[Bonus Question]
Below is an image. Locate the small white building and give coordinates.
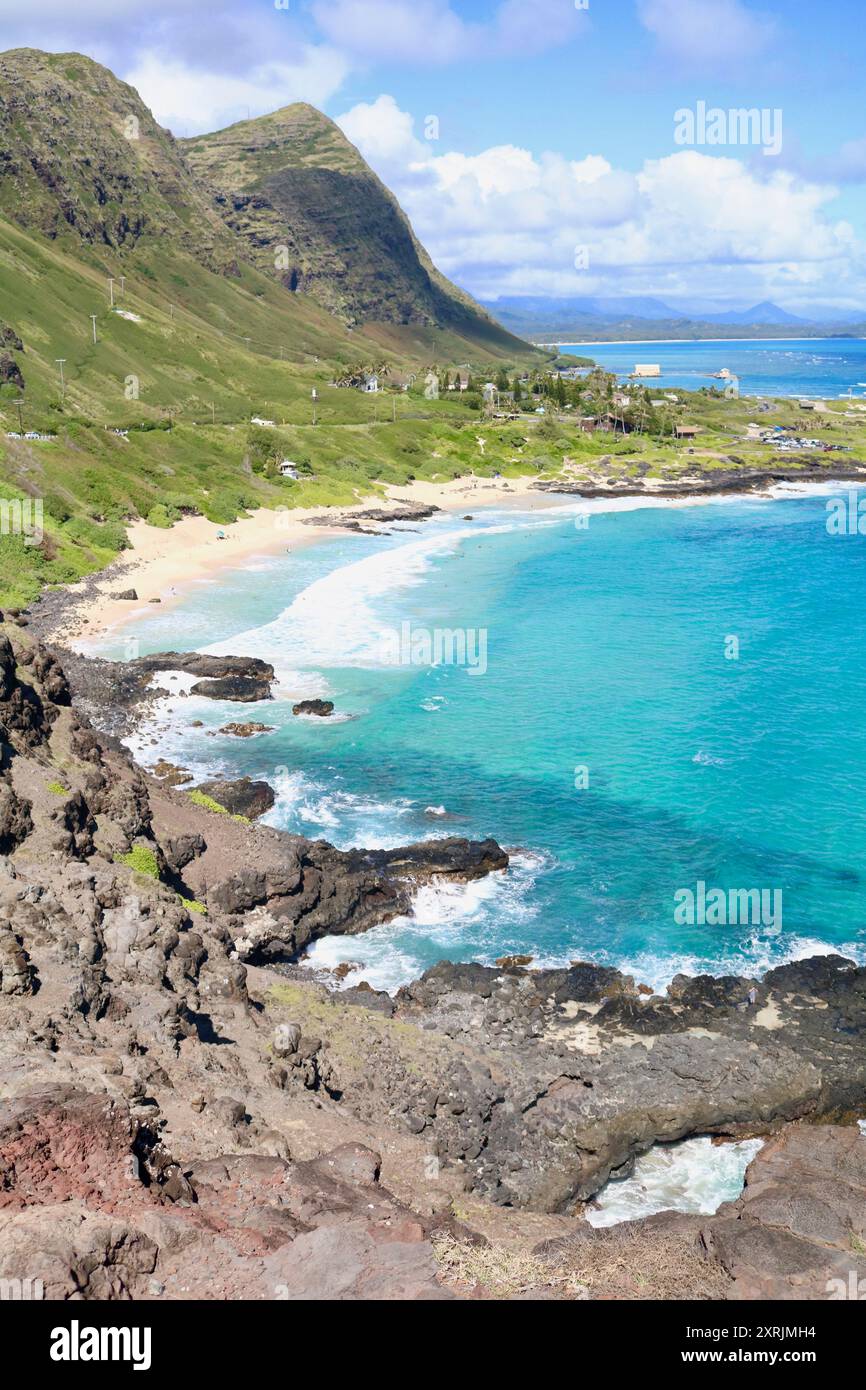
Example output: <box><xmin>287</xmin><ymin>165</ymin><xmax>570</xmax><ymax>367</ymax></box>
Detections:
<box><xmin>279</xmin><ymin>460</ymin><xmax>299</xmax><ymax>479</ymax></box>
<box><xmin>360</xmin><ymin>374</ymin><xmax>379</xmax><ymax>393</ymax></box>
<box><xmin>251</xmin><ymin>415</ymin><xmax>275</xmax><ymax>427</ymax></box>
<box><xmin>633</xmin><ymin>364</ymin><xmax>662</xmax><ymax>378</ymax></box>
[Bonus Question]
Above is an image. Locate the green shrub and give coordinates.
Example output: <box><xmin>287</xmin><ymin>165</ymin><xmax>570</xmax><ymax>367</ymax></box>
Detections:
<box><xmin>179</xmin><ymin>896</ymin><xmax>208</xmax><ymax>915</ymax></box>
<box><xmin>116</xmin><ymin>845</ymin><xmax>160</xmax><ymax>878</ymax></box>
<box><xmin>187</xmin><ymin>789</ymin><xmax>228</xmax><ymax>814</ymax></box>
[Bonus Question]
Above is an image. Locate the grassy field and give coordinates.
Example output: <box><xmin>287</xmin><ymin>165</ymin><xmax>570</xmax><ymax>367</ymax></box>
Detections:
<box><xmin>4</xmin><ymin>369</ymin><xmax>866</xmax><ymax>608</ymax></box>
<box><xmin>3</xmin><ymin>210</ymin><xmax>866</xmax><ymax>609</ymax></box>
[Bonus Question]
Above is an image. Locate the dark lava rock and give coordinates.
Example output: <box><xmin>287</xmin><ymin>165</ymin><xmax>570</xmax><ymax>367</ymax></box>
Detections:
<box><xmin>163</xmin><ymin>833</ymin><xmax>207</xmax><ymax>873</ymax></box>
<box><xmin>0</xmin><ymin>779</ymin><xmax>33</xmax><ymax>853</ymax></box>
<box><xmin>197</xmin><ymin>777</ymin><xmax>276</xmax><ymax>819</ymax></box>
<box><xmin>219</xmin><ymin>722</ymin><xmax>275</xmax><ymax>737</ymax></box>
<box><xmin>133</xmin><ymin>652</ymin><xmax>274</xmax><ymax>682</ymax></box>
<box><xmin>0</xmin><ymin>353</ymin><xmax>24</xmax><ymax>389</ymax></box>
<box><xmin>357</xmin><ymin>836</ymin><xmax>508</xmax><ymax>883</ymax></box>
<box><xmin>341</xmin><ymin>982</ymin><xmax>397</xmax><ymax>1017</ymax></box>
<box><xmin>0</xmin><ymin>322</ymin><xmax>23</xmax><ymax>352</ymax></box>
<box><xmin>190</xmin><ymin>676</ymin><xmax>272</xmax><ymax>703</ymax></box>
<box><xmin>112</xmin><ymin>589</ymin><xmax>138</xmax><ymax>601</ymax></box>
<box><xmin>292</xmin><ymin>699</ymin><xmax>334</xmax><ymax>717</ymax></box>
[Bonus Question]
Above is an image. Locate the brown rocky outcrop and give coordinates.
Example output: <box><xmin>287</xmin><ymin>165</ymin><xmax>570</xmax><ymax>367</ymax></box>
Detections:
<box><xmin>196</xmin><ymin>777</ymin><xmax>275</xmax><ymax>819</ymax></box>
<box><xmin>0</xmin><ymin>622</ymin><xmax>863</xmax><ymax>1300</ymax></box>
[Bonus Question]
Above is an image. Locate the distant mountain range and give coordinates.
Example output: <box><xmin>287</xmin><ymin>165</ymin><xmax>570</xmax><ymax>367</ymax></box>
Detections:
<box><xmin>482</xmin><ymin>295</ymin><xmax>866</xmax><ymax>340</ymax></box>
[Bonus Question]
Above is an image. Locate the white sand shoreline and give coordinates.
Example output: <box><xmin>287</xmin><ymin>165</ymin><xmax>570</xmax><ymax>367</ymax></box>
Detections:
<box><xmin>44</xmin><ymin>472</ymin><xmax>850</xmax><ymax>649</ymax></box>
<box><xmin>50</xmin><ymin>475</ymin><xmax>555</xmax><ymax>647</ymax></box>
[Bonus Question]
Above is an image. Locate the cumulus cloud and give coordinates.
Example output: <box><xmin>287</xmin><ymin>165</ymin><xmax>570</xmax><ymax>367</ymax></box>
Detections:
<box><xmin>338</xmin><ymin>95</ymin><xmax>429</xmax><ymax>169</ymax></box>
<box><xmin>338</xmin><ymin>95</ymin><xmax>860</xmax><ymax>307</ymax></box>
<box><xmin>637</xmin><ymin>0</ymin><xmax>776</xmax><ymax>71</ymax></box>
<box><xmin>822</xmin><ymin>136</ymin><xmax>866</xmax><ymax>185</ymax></box>
<box><xmin>126</xmin><ymin>48</ymin><xmax>350</xmax><ymax>136</ymax></box>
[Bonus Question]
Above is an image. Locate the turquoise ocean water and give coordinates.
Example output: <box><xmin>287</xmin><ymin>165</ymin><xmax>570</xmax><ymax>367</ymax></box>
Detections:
<box><xmin>94</xmin><ymin>483</ymin><xmax>866</xmax><ymax>994</ymax></box>
<box><xmin>563</xmin><ymin>336</ymin><xmax>866</xmax><ymax>398</ymax></box>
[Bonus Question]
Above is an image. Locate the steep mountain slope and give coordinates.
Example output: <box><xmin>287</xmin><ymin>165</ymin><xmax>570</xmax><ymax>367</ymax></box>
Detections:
<box><xmin>182</xmin><ymin>105</ymin><xmax>525</xmax><ymax>351</ymax></box>
<box><xmin>0</xmin><ymin>48</ymin><xmax>234</xmax><ymax>269</ymax></box>
<box><xmin>0</xmin><ymin>48</ymin><xmax>529</xmax><ymax>364</ymax></box>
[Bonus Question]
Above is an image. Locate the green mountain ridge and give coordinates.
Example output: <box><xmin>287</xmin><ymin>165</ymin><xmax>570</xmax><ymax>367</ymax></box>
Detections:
<box><xmin>0</xmin><ymin>49</ymin><xmax>234</xmax><ymax>270</ymax></box>
<box><xmin>182</xmin><ymin>103</ymin><xmax>514</xmax><ymax>346</ymax></box>
<box><xmin>0</xmin><ymin>48</ymin><xmax>522</xmax><ymax>359</ymax></box>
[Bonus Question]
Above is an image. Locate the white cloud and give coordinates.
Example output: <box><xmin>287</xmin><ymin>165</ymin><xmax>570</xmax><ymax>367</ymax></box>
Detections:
<box><xmin>313</xmin><ymin>0</ymin><xmax>468</xmax><ymax>65</ymax></box>
<box><xmin>313</xmin><ymin>0</ymin><xmax>586</xmax><ymax>65</ymax></box>
<box><xmin>637</xmin><ymin>0</ymin><xmax>775</xmax><ymax>70</ymax></box>
<box><xmin>338</xmin><ymin>96</ymin><xmax>861</xmax><ymax>307</ymax></box>
<box><xmin>338</xmin><ymin>95</ymin><xmax>428</xmax><ymax>169</ymax></box>
<box><xmin>0</xmin><ymin>1</ymin><xmax>349</xmax><ymax>130</ymax></box>
<box><xmin>125</xmin><ymin>48</ymin><xmax>350</xmax><ymax>135</ymax></box>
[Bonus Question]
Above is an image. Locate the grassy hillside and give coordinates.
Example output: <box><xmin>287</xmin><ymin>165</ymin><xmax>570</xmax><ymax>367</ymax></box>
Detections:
<box><xmin>0</xmin><ymin>49</ymin><xmax>233</xmax><ymax>268</ymax></box>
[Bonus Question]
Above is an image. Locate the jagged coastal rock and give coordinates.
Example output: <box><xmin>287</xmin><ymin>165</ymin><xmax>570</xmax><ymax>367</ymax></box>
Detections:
<box><xmin>196</xmin><ymin>777</ymin><xmax>276</xmax><ymax>820</ymax></box>
<box><xmin>292</xmin><ymin>699</ymin><xmax>334</xmax><ymax>717</ymax></box>
<box><xmin>0</xmin><ymin>625</ymin><xmax>863</xmax><ymax>1299</ymax></box>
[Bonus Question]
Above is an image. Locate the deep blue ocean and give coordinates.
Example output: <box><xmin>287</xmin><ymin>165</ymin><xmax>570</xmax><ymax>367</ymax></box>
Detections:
<box><xmin>562</xmin><ymin>337</ymin><xmax>866</xmax><ymax>398</ymax></box>
<box><xmin>93</xmin><ymin>484</ymin><xmax>866</xmax><ymax>994</ymax></box>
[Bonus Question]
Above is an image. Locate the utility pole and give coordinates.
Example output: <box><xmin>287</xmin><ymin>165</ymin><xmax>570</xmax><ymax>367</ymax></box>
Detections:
<box><xmin>392</xmin><ymin>394</ymin><xmax>396</xmax><ymax>423</ymax></box>
<box><xmin>55</xmin><ymin>360</ymin><xmax>66</xmax><ymax>399</ymax></box>
<box><xmin>90</xmin><ymin>315</ymin><xmax>98</xmax><ymax>344</ymax></box>
<box><xmin>210</xmin><ymin>401</ymin><xmax>215</xmax><ymax>425</ymax></box>
<box><xmin>119</xmin><ymin>276</ymin><xmax>126</xmax><ymax>297</ymax></box>
<box><xmin>108</xmin><ymin>277</ymin><xmax>116</xmax><ymax>307</ymax></box>
<box><xmin>13</xmin><ymin>397</ymin><xmax>24</xmax><ymax>432</ymax></box>
<box><xmin>311</xmin><ymin>388</ymin><xmax>317</xmax><ymax>426</ymax></box>
<box><xmin>279</xmin><ymin>345</ymin><xmax>284</xmax><ymax>361</ymax></box>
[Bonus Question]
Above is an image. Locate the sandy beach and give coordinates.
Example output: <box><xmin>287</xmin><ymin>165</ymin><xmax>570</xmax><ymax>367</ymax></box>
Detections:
<box><xmin>43</xmin><ymin>473</ymin><xmax>554</xmax><ymax>646</ymax></box>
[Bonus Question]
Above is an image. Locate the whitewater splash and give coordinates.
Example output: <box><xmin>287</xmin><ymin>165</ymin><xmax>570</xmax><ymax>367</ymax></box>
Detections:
<box><xmin>303</xmin><ymin>850</ymin><xmax>550</xmax><ymax>993</ymax></box>
<box><xmin>202</xmin><ymin>527</ymin><xmax>471</xmax><ymax>676</ymax></box>
<box><xmin>586</xmin><ymin>1137</ymin><xmax>763</xmax><ymax>1227</ymax></box>
<box><xmin>260</xmin><ymin>766</ymin><xmax>416</xmax><ymax>847</ymax></box>
<box><xmin>196</xmin><ymin>496</ymin><xmax>719</xmax><ymax>682</ymax></box>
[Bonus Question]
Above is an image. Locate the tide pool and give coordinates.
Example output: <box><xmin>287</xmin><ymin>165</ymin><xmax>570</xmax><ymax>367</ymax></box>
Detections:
<box><xmin>97</xmin><ymin>486</ymin><xmax>866</xmax><ymax>994</ymax></box>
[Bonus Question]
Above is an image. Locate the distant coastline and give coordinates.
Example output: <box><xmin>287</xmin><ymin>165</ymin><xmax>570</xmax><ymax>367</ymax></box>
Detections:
<box><xmin>550</xmin><ymin>336</ymin><xmax>866</xmax><ymax>348</ymax></box>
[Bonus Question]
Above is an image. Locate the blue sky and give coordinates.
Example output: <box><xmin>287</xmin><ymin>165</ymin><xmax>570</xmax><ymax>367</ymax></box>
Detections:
<box><xmin>3</xmin><ymin>0</ymin><xmax>866</xmax><ymax>313</ymax></box>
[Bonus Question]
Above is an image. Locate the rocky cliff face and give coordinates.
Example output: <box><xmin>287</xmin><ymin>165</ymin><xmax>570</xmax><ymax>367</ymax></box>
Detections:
<box><xmin>0</xmin><ymin>621</ymin><xmax>863</xmax><ymax>1300</ymax></box>
<box><xmin>182</xmin><ymin>103</ymin><xmax>512</xmax><ymax>337</ymax></box>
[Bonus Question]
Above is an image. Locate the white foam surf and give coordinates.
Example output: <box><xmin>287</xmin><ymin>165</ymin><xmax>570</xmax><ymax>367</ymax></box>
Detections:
<box><xmin>586</xmin><ymin>1137</ymin><xmax>764</xmax><ymax>1227</ymax></box>
<box><xmin>303</xmin><ymin>850</ymin><xmax>550</xmax><ymax>992</ymax></box>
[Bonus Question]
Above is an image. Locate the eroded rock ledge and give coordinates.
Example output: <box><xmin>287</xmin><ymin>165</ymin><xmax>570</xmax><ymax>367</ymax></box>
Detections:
<box><xmin>0</xmin><ymin>624</ymin><xmax>863</xmax><ymax>1299</ymax></box>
